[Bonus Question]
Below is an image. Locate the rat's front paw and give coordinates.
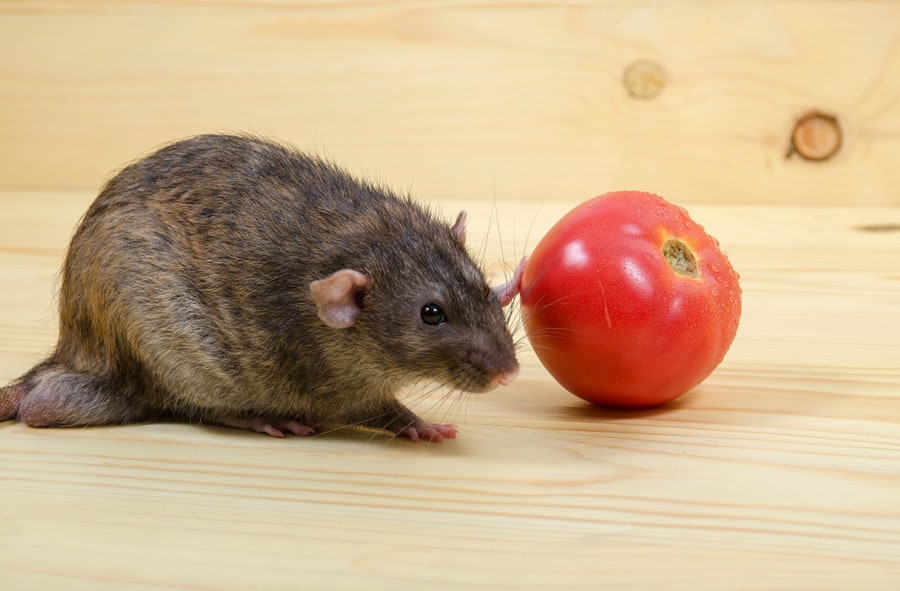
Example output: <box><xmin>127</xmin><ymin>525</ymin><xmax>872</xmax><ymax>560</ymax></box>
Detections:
<box><xmin>400</xmin><ymin>421</ymin><xmax>458</xmax><ymax>443</ymax></box>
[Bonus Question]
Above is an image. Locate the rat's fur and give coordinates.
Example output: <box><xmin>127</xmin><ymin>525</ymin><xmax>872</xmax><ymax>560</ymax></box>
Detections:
<box><xmin>0</xmin><ymin>135</ymin><xmax>520</xmax><ymax>440</ymax></box>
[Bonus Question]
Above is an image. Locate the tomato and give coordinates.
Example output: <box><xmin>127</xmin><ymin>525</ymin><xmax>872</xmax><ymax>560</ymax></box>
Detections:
<box><xmin>520</xmin><ymin>191</ymin><xmax>741</xmax><ymax>408</ymax></box>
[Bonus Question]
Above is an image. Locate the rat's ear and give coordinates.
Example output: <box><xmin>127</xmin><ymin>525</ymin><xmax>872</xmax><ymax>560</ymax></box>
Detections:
<box><xmin>493</xmin><ymin>257</ymin><xmax>527</xmax><ymax>307</ymax></box>
<box><xmin>451</xmin><ymin>210</ymin><xmax>467</xmax><ymax>246</ymax></box>
<box><xmin>310</xmin><ymin>269</ymin><xmax>370</xmax><ymax>329</ymax></box>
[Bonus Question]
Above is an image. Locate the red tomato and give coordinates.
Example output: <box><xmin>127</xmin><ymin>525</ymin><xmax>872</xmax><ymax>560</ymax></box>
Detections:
<box><xmin>520</xmin><ymin>191</ymin><xmax>741</xmax><ymax>408</ymax></box>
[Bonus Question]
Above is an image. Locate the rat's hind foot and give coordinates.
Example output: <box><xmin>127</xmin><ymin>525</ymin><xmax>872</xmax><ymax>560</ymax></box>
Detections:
<box><xmin>14</xmin><ymin>364</ymin><xmax>150</xmax><ymax>427</ymax></box>
<box><xmin>400</xmin><ymin>421</ymin><xmax>458</xmax><ymax>443</ymax></box>
<box><xmin>214</xmin><ymin>416</ymin><xmax>317</xmax><ymax>438</ymax></box>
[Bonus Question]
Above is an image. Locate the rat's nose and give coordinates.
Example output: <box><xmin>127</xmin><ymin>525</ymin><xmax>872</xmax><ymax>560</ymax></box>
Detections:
<box><xmin>492</xmin><ymin>366</ymin><xmax>520</xmax><ymax>388</ymax></box>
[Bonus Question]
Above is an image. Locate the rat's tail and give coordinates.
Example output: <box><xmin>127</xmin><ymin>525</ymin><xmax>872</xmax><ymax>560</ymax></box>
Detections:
<box><xmin>0</xmin><ymin>362</ymin><xmax>50</xmax><ymax>422</ymax></box>
<box><xmin>0</xmin><ymin>379</ymin><xmax>28</xmax><ymax>422</ymax></box>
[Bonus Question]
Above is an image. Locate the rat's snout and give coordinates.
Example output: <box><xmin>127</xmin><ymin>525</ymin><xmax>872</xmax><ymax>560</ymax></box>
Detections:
<box><xmin>480</xmin><ymin>362</ymin><xmax>520</xmax><ymax>392</ymax></box>
<box><xmin>492</xmin><ymin>365</ymin><xmax>520</xmax><ymax>388</ymax></box>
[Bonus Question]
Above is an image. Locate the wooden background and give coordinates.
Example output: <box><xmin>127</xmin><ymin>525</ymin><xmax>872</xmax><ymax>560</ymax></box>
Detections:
<box><xmin>1</xmin><ymin>1</ymin><xmax>899</xmax><ymax>590</ymax></box>
<box><xmin>1</xmin><ymin>0</ymin><xmax>899</xmax><ymax>205</ymax></box>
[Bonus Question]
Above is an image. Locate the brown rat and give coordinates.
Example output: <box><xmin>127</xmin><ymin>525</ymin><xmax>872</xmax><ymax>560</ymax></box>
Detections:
<box><xmin>0</xmin><ymin>134</ymin><xmax>524</xmax><ymax>442</ymax></box>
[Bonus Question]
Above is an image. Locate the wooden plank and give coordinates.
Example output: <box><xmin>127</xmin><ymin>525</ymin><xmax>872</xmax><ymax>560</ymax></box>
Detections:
<box><xmin>1</xmin><ymin>188</ymin><xmax>898</xmax><ymax>589</ymax></box>
<box><xmin>1</xmin><ymin>1</ymin><xmax>899</xmax><ymax>204</ymax></box>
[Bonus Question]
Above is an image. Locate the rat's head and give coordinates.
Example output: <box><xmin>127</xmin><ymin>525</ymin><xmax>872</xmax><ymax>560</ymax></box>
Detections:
<box><xmin>310</xmin><ymin>209</ymin><xmax>523</xmax><ymax>393</ymax></box>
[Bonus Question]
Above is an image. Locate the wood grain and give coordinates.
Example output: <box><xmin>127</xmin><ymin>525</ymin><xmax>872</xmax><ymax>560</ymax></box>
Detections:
<box><xmin>1</xmin><ymin>1</ymin><xmax>900</xmax><ymax>204</ymax></box>
<box><xmin>1</xmin><ymin>187</ymin><xmax>898</xmax><ymax>590</ymax></box>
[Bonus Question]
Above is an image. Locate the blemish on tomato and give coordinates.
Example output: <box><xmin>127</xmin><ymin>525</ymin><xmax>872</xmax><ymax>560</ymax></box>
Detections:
<box><xmin>662</xmin><ymin>238</ymin><xmax>699</xmax><ymax>278</ymax></box>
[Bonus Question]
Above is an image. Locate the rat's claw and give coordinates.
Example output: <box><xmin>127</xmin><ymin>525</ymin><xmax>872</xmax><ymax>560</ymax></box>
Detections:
<box><xmin>402</xmin><ymin>422</ymin><xmax>458</xmax><ymax>443</ymax></box>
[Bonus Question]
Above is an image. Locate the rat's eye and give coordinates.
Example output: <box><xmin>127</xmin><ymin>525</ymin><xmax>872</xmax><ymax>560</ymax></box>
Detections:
<box><xmin>420</xmin><ymin>303</ymin><xmax>447</xmax><ymax>326</ymax></box>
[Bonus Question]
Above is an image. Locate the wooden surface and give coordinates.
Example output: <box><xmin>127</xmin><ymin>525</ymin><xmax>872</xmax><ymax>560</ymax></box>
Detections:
<box><xmin>2</xmin><ymin>0</ymin><xmax>899</xmax><ymax>587</ymax></box>
<box><xmin>1</xmin><ymin>0</ymin><xmax>900</xmax><ymax>205</ymax></box>
<box><xmin>1</xmin><ymin>188</ymin><xmax>899</xmax><ymax>590</ymax></box>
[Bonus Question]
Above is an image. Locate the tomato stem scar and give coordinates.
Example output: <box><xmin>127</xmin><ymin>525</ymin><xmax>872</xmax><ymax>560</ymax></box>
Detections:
<box><xmin>662</xmin><ymin>239</ymin><xmax>699</xmax><ymax>278</ymax></box>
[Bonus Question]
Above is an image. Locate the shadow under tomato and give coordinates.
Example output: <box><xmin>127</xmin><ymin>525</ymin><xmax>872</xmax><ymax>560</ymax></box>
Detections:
<box><xmin>550</xmin><ymin>389</ymin><xmax>697</xmax><ymax>423</ymax></box>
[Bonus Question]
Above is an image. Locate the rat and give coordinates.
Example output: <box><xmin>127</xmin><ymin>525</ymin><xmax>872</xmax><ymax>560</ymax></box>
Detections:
<box><xmin>0</xmin><ymin>134</ymin><xmax>525</xmax><ymax>442</ymax></box>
